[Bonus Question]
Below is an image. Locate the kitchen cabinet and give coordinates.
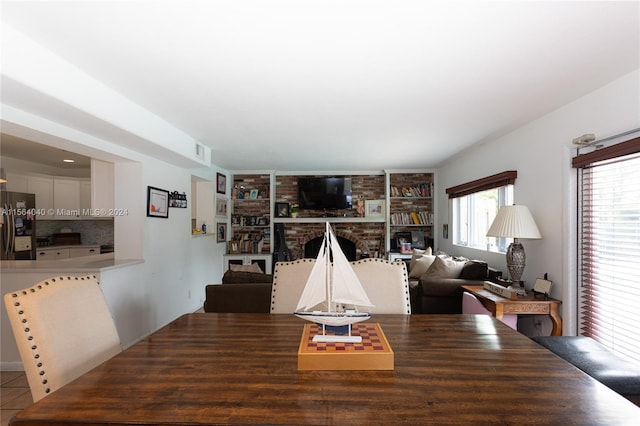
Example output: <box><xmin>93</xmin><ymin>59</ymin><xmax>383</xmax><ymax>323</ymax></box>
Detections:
<box><xmin>4</xmin><ymin>170</ymin><xmax>96</xmax><ymax>220</ymax></box>
<box><xmin>37</xmin><ymin>247</ymin><xmax>70</xmax><ymax>260</ymax></box>
<box><xmin>29</xmin><ymin>176</ymin><xmax>55</xmax><ymax>219</ymax></box>
<box><xmin>69</xmin><ymin>246</ymin><xmax>99</xmax><ymax>257</ymax></box>
<box><xmin>37</xmin><ymin>245</ymin><xmax>100</xmax><ymax>260</ymax></box>
<box><xmin>91</xmin><ymin>159</ymin><xmax>114</xmax><ymax>217</ymax></box>
<box><xmin>53</xmin><ymin>179</ymin><xmax>81</xmax><ymax>218</ymax></box>
<box><xmin>4</xmin><ymin>171</ymin><xmax>29</xmax><ymax>193</ymax></box>
<box><xmin>80</xmin><ymin>180</ymin><xmax>92</xmax><ymax>211</ymax></box>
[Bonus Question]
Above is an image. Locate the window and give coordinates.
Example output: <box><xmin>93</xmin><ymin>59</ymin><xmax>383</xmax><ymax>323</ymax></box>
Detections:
<box><xmin>453</xmin><ymin>185</ymin><xmax>513</xmax><ymax>251</ymax></box>
<box><xmin>574</xmin><ymin>136</ymin><xmax>640</xmax><ymax>365</ymax></box>
<box><xmin>446</xmin><ymin>171</ymin><xmax>516</xmax><ymax>253</ymax></box>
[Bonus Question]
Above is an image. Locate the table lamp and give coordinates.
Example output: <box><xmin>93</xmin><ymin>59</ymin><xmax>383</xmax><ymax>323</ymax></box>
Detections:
<box><xmin>486</xmin><ymin>205</ymin><xmax>541</xmax><ymax>286</ymax></box>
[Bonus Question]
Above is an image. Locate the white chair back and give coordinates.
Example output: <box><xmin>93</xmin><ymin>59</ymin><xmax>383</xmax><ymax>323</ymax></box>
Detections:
<box><xmin>351</xmin><ymin>258</ymin><xmax>411</xmax><ymax>314</ymax></box>
<box><xmin>4</xmin><ymin>275</ymin><xmax>122</xmax><ymax>401</ymax></box>
<box><xmin>271</xmin><ymin>259</ymin><xmax>316</xmax><ymax>313</ymax></box>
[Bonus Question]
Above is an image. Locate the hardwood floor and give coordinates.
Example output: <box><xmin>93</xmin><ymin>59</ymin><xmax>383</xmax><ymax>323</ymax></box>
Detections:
<box><xmin>0</xmin><ymin>371</ymin><xmax>31</xmax><ymax>426</ymax></box>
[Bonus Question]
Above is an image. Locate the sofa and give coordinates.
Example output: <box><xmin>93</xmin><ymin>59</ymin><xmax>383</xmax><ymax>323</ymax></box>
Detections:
<box><xmin>407</xmin><ymin>250</ymin><xmax>501</xmax><ymax>314</ymax></box>
<box><xmin>203</xmin><ymin>269</ymin><xmax>273</xmax><ymax>313</ymax></box>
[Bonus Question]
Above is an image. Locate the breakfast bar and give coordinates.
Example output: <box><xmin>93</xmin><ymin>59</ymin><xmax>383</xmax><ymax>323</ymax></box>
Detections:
<box><xmin>9</xmin><ymin>313</ymin><xmax>639</xmax><ymax>425</ymax></box>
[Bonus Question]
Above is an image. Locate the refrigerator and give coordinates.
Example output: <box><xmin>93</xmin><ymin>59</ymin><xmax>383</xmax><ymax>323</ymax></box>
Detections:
<box><xmin>1</xmin><ymin>191</ymin><xmax>37</xmax><ymax>260</ymax></box>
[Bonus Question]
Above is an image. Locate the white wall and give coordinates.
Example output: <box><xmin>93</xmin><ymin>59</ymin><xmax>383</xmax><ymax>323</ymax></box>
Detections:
<box><xmin>436</xmin><ymin>69</ymin><xmax>640</xmax><ymax>335</ymax></box>
<box><xmin>1</xmin><ymin>122</ymin><xmax>229</xmax><ymax>367</ymax></box>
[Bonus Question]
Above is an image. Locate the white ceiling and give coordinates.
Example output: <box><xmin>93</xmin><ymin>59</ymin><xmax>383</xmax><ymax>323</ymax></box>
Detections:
<box><xmin>1</xmin><ymin>1</ymin><xmax>639</xmax><ymax>171</ymax></box>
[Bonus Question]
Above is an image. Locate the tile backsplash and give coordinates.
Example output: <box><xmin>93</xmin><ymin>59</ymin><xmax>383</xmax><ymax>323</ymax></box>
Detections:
<box><xmin>37</xmin><ymin>219</ymin><xmax>114</xmax><ymax>245</ymax></box>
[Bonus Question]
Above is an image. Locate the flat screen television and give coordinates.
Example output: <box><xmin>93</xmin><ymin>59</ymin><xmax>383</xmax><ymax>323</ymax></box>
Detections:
<box><xmin>298</xmin><ymin>177</ymin><xmax>352</xmax><ymax>210</ymax></box>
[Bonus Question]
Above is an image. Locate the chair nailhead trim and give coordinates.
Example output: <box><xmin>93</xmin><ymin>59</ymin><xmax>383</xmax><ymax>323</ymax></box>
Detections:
<box><xmin>9</xmin><ymin>275</ymin><xmax>100</xmax><ymax>399</ymax></box>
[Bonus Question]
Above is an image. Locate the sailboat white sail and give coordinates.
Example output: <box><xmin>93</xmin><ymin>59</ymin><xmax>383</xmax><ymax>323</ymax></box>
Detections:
<box><xmin>295</xmin><ymin>222</ymin><xmax>374</xmax><ymax>342</ymax></box>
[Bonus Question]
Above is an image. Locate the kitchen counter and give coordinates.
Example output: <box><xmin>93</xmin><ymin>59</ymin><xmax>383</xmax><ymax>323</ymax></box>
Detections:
<box><xmin>0</xmin><ymin>253</ymin><xmax>143</xmax><ymax>272</ymax></box>
<box><xmin>1</xmin><ymin>253</ymin><xmax>144</xmax><ymax>370</ymax></box>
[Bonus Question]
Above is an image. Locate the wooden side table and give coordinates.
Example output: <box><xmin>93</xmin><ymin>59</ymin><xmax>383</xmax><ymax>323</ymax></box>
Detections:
<box><xmin>461</xmin><ymin>285</ymin><xmax>563</xmax><ymax>336</ymax></box>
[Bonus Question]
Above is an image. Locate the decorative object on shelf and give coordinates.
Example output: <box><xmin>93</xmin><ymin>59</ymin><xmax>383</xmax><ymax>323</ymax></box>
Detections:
<box><xmin>533</xmin><ymin>277</ymin><xmax>553</xmax><ymax>299</ymax></box>
<box><xmin>250</xmin><ymin>189</ymin><xmax>259</xmax><ymax>199</ymax></box>
<box><xmin>410</xmin><ymin>230</ymin><xmax>425</xmax><ymax>249</ymax></box>
<box><xmin>146</xmin><ymin>186</ymin><xmax>169</xmax><ymax>218</ymax></box>
<box><xmin>275</xmin><ymin>202</ymin><xmax>290</xmax><ymax>218</ymax></box>
<box><xmin>486</xmin><ymin>205</ymin><xmax>542</xmax><ymax>286</ymax></box>
<box><xmin>356</xmin><ymin>197</ymin><xmax>365</xmax><ymax>217</ymax></box>
<box><xmin>364</xmin><ymin>200</ymin><xmax>385</xmax><ymax>219</ymax></box>
<box><xmin>228</xmin><ymin>240</ymin><xmax>240</xmax><ymax>254</ymax></box>
<box><xmin>216</xmin><ymin>197</ymin><xmax>228</xmax><ymax>218</ymax></box>
<box><xmin>290</xmin><ymin>204</ymin><xmax>299</xmax><ymax>218</ymax></box>
<box><xmin>169</xmin><ymin>191</ymin><xmax>187</xmax><ymax>208</ymax></box>
<box><xmin>217</xmin><ymin>173</ymin><xmax>226</xmax><ymax>194</ymax></box>
<box><xmin>217</xmin><ymin>222</ymin><xmax>226</xmax><ymax>243</ymax></box>
<box><xmin>201</xmin><ymin>223</ymin><xmax>207</xmax><ymax>234</ymax></box>
<box><xmin>391</xmin><ymin>232</ymin><xmax>411</xmax><ymax>251</ymax></box>
<box><xmin>232</xmin><ymin>184</ymin><xmax>238</xmax><ymax>199</ymax></box>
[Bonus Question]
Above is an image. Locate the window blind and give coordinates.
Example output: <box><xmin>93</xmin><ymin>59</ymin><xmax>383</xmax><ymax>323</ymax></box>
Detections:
<box><xmin>576</xmin><ymin>137</ymin><xmax>640</xmax><ymax>365</ymax></box>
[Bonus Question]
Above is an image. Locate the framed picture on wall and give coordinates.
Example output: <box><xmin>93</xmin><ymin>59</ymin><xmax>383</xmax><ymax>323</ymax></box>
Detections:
<box><xmin>147</xmin><ymin>186</ymin><xmax>169</xmax><ymax>218</ymax></box>
<box><xmin>216</xmin><ymin>197</ymin><xmax>228</xmax><ymax>218</ymax></box>
<box><xmin>217</xmin><ymin>223</ymin><xmax>227</xmax><ymax>243</ymax></box>
<box><xmin>365</xmin><ymin>200</ymin><xmax>385</xmax><ymax>218</ymax></box>
<box><xmin>217</xmin><ymin>173</ymin><xmax>226</xmax><ymax>194</ymax></box>
<box><xmin>275</xmin><ymin>202</ymin><xmax>290</xmax><ymax>218</ymax></box>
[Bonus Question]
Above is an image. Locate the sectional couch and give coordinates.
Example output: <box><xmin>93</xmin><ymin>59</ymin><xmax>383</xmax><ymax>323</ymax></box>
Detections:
<box><xmin>407</xmin><ymin>250</ymin><xmax>502</xmax><ymax>314</ymax></box>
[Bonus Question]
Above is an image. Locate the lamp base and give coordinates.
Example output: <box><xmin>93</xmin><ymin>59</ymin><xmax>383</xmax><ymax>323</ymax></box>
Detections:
<box><xmin>506</xmin><ymin>241</ymin><xmax>526</xmax><ymax>284</ymax></box>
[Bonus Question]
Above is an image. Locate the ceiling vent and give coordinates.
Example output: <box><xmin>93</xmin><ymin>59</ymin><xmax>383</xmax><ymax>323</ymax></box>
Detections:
<box><xmin>195</xmin><ymin>143</ymin><xmax>205</xmax><ymax>161</ymax></box>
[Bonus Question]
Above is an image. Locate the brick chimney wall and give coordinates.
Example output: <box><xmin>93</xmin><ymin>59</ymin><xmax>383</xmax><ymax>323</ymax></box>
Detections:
<box><xmin>275</xmin><ymin>174</ymin><xmax>386</xmax><ymax>259</ymax></box>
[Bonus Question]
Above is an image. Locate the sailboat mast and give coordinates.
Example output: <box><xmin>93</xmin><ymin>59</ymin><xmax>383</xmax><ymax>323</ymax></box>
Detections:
<box><xmin>325</xmin><ymin>222</ymin><xmax>332</xmax><ymax>313</ymax></box>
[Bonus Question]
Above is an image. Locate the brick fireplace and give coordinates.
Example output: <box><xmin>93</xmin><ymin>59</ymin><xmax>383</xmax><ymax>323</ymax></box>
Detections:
<box><xmin>278</xmin><ymin>222</ymin><xmax>385</xmax><ymax>260</ymax></box>
<box><xmin>274</xmin><ymin>174</ymin><xmax>387</xmax><ymax>260</ymax></box>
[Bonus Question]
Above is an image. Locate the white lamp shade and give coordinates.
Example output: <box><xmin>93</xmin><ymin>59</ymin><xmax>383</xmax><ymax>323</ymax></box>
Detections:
<box><xmin>486</xmin><ymin>205</ymin><xmax>541</xmax><ymax>239</ymax></box>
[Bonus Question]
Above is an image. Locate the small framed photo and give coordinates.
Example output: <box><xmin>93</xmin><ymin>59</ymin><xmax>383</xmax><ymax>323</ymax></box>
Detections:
<box><xmin>275</xmin><ymin>202</ymin><xmax>290</xmax><ymax>218</ymax></box>
<box><xmin>216</xmin><ymin>197</ymin><xmax>228</xmax><ymax>218</ymax></box>
<box><xmin>216</xmin><ymin>173</ymin><xmax>226</xmax><ymax>194</ymax></box>
<box><xmin>364</xmin><ymin>200</ymin><xmax>385</xmax><ymax>219</ymax></box>
<box><xmin>250</xmin><ymin>189</ymin><xmax>259</xmax><ymax>199</ymax></box>
<box><xmin>216</xmin><ymin>222</ymin><xmax>227</xmax><ymax>243</ymax></box>
<box><xmin>147</xmin><ymin>186</ymin><xmax>169</xmax><ymax>218</ymax></box>
<box><xmin>228</xmin><ymin>241</ymin><xmax>241</xmax><ymax>254</ymax></box>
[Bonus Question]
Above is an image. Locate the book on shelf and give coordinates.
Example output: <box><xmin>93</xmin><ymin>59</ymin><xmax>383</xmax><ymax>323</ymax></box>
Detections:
<box><xmin>389</xmin><ymin>182</ymin><xmax>433</xmax><ymax>198</ymax></box>
<box><xmin>390</xmin><ymin>211</ymin><xmax>433</xmax><ymax>225</ymax></box>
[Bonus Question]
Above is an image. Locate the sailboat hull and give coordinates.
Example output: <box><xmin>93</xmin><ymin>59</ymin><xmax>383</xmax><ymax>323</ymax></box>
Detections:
<box><xmin>294</xmin><ymin>311</ymin><xmax>371</xmax><ymax>327</ymax></box>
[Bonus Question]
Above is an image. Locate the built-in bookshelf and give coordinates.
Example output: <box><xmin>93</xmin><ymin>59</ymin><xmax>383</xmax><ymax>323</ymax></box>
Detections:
<box><xmin>229</xmin><ymin>174</ymin><xmax>272</xmax><ymax>254</ymax></box>
<box><xmin>386</xmin><ymin>170</ymin><xmax>435</xmax><ymax>252</ymax></box>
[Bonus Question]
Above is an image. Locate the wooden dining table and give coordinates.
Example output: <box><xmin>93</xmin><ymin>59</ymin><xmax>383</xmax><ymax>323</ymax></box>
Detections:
<box><xmin>10</xmin><ymin>313</ymin><xmax>640</xmax><ymax>425</ymax></box>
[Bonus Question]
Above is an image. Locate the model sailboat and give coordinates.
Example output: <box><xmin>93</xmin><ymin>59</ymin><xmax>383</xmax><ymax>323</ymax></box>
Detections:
<box><xmin>294</xmin><ymin>222</ymin><xmax>374</xmax><ymax>342</ymax></box>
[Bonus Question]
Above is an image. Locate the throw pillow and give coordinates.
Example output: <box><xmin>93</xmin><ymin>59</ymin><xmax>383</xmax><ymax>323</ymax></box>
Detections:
<box><xmin>230</xmin><ymin>263</ymin><xmax>264</xmax><ymax>273</ymax></box>
<box><xmin>409</xmin><ymin>255</ymin><xmax>436</xmax><ymax>279</ymax></box>
<box><xmin>222</xmin><ymin>270</ymin><xmax>273</xmax><ymax>284</ymax></box>
<box><xmin>422</xmin><ymin>255</ymin><xmax>466</xmax><ymax>280</ymax></box>
<box><xmin>409</xmin><ymin>247</ymin><xmax>433</xmax><ymax>271</ymax></box>
<box><xmin>459</xmin><ymin>260</ymin><xmax>488</xmax><ymax>280</ymax></box>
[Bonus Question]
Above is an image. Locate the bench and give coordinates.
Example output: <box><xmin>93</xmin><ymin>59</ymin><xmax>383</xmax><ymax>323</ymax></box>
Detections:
<box><xmin>532</xmin><ymin>336</ymin><xmax>640</xmax><ymax>406</ymax></box>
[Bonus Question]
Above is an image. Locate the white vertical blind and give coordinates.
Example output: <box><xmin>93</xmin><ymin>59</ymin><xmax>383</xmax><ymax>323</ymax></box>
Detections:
<box><xmin>578</xmin><ymin>151</ymin><xmax>640</xmax><ymax>366</ymax></box>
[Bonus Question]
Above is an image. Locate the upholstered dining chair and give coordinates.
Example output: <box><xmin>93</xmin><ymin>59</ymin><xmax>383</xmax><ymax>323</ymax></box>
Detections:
<box><xmin>3</xmin><ymin>275</ymin><xmax>122</xmax><ymax>402</ymax></box>
<box><xmin>462</xmin><ymin>291</ymin><xmax>518</xmax><ymax>330</ymax></box>
<box><xmin>270</xmin><ymin>259</ymin><xmax>316</xmax><ymax>313</ymax></box>
<box><xmin>351</xmin><ymin>258</ymin><xmax>411</xmax><ymax>314</ymax></box>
